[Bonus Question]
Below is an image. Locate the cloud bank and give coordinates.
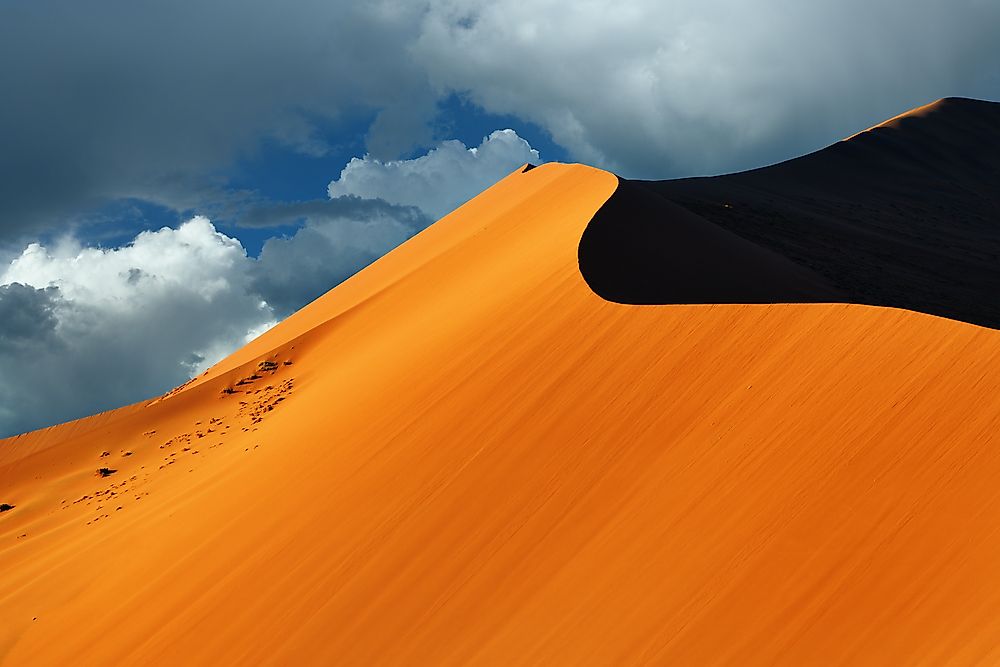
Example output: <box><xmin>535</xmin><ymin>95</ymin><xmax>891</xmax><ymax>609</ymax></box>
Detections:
<box><xmin>413</xmin><ymin>0</ymin><xmax>1000</xmax><ymax>176</ymax></box>
<box><xmin>0</xmin><ymin>0</ymin><xmax>431</xmax><ymax>239</ymax></box>
<box><xmin>3</xmin><ymin>0</ymin><xmax>998</xmax><ymax>241</ymax></box>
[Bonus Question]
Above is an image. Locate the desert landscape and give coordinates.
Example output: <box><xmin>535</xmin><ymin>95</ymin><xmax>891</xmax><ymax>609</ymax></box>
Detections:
<box><xmin>1</xmin><ymin>98</ymin><xmax>1000</xmax><ymax>664</ymax></box>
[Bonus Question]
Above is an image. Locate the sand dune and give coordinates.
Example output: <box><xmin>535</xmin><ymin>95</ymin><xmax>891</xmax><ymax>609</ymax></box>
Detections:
<box><xmin>2</xmin><ymin>100</ymin><xmax>1000</xmax><ymax>665</ymax></box>
<box><xmin>648</xmin><ymin>97</ymin><xmax>1000</xmax><ymax>327</ymax></box>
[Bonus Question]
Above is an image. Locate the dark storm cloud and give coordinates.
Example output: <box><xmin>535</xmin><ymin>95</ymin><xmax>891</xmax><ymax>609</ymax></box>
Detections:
<box><xmin>414</xmin><ymin>0</ymin><xmax>1000</xmax><ymax>177</ymax></box>
<box><xmin>3</xmin><ymin>0</ymin><xmax>999</xmax><ymax>245</ymax></box>
<box><xmin>0</xmin><ymin>0</ymin><xmax>433</xmax><ymax>240</ymax></box>
<box><xmin>0</xmin><ymin>283</ymin><xmax>59</xmax><ymax>345</ymax></box>
<box><xmin>237</xmin><ymin>197</ymin><xmax>430</xmax><ymax>230</ymax></box>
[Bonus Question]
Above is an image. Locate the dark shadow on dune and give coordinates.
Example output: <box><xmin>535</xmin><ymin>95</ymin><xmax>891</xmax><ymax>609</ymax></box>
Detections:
<box><xmin>580</xmin><ymin>178</ymin><xmax>846</xmax><ymax>305</ymax></box>
<box><xmin>580</xmin><ymin>97</ymin><xmax>1000</xmax><ymax>329</ymax></box>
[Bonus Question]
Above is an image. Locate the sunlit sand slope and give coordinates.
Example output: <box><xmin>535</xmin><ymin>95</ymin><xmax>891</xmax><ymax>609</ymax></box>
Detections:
<box><xmin>2</xmin><ymin>159</ymin><xmax>1000</xmax><ymax>665</ymax></box>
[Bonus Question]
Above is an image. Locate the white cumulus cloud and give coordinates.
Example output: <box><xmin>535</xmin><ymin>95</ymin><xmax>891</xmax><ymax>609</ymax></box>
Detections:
<box><xmin>0</xmin><ymin>218</ymin><xmax>273</xmax><ymax>436</ymax></box>
<box><xmin>328</xmin><ymin>129</ymin><xmax>540</xmax><ymax>219</ymax></box>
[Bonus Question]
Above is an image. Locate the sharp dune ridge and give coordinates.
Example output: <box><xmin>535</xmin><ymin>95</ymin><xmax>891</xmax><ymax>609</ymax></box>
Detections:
<box><xmin>1</xmin><ymin>99</ymin><xmax>1000</xmax><ymax>665</ymax></box>
<box><xmin>840</xmin><ymin>96</ymin><xmax>956</xmax><ymax>142</ymax></box>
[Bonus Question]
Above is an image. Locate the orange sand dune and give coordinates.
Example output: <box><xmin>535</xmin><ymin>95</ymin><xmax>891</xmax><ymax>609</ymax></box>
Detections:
<box><xmin>3</xmin><ymin>157</ymin><xmax>1000</xmax><ymax>664</ymax></box>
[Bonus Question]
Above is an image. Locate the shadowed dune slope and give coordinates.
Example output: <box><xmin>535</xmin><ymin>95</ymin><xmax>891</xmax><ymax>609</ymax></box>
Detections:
<box><xmin>585</xmin><ymin>97</ymin><xmax>1000</xmax><ymax>327</ymax></box>
<box><xmin>579</xmin><ymin>178</ymin><xmax>846</xmax><ymax>304</ymax></box>
<box><xmin>2</xmin><ymin>122</ymin><xmax>1000</xmax><ymax>663</ymax></box>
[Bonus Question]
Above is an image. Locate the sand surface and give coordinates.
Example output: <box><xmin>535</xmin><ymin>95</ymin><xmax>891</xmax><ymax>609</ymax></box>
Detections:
<box><xmin>2</xmin><ymin>153</ymin><xmax>1000</xmax><ymax>664</ymax></box>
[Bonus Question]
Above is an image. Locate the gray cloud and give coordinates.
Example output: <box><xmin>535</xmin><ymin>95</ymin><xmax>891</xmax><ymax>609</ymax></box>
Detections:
<box><xmin>0</xmin><ymin>283</ymin><xmax>59</xmax><ymax>346</ymax></box>
<box><xmin>252</xmin><ymin>213</ymin><xmax>420</xmax><ymax>318</ymax></box>
<box><xmin>0</xmin><ymin>0</ymin><xmax>430</xmax><ymax>239</ymax></box>
<box><xmin>244</xmin><ymin>199</ymin><xmax>432</xmax><ymax>318</ymax></box>
<box><xmin>2</xmin><ymin>0</ymin><xmax>998</xmax><ymax>245</ymax></box>
<box><xmin>237</xmin><ymin>197</ymin><xmax>429</xmax><ymax>230</ymax></box>
<box><xmin>413</xmin><ymin>0</ymin><xmax>1000</xmax><ymax>177</ymax></box>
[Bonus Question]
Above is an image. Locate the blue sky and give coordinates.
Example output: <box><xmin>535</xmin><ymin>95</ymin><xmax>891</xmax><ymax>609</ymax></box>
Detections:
<box><xmin>1</xmin><ymin>0</ymin><xmax>998</xmax><ymax>436</ymax></box>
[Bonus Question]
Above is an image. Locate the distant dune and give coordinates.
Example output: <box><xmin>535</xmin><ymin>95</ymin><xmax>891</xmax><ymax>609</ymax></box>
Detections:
<box><xmin>2</xmin><ymin>100</ymin><xmax>1000</xmax><ymax>665</ymax></box>
<box><xmin>586</xmin><ymin>97</ymin><xmax>1000</xmax><ymax>328</ymax></box>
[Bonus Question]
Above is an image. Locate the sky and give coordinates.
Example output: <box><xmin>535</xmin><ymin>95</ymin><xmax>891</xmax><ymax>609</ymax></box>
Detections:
<box><xmin>1</xmin><ymin>0</ymin><xmax>998</xmax><ymax>436</ymax></box>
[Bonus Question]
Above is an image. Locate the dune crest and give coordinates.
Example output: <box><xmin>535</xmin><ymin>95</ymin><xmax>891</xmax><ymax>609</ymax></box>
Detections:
<box><xmin>2</xmin><ymin>102</ymin><xmax>1000</xmax><ymax>665</ymax></box>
